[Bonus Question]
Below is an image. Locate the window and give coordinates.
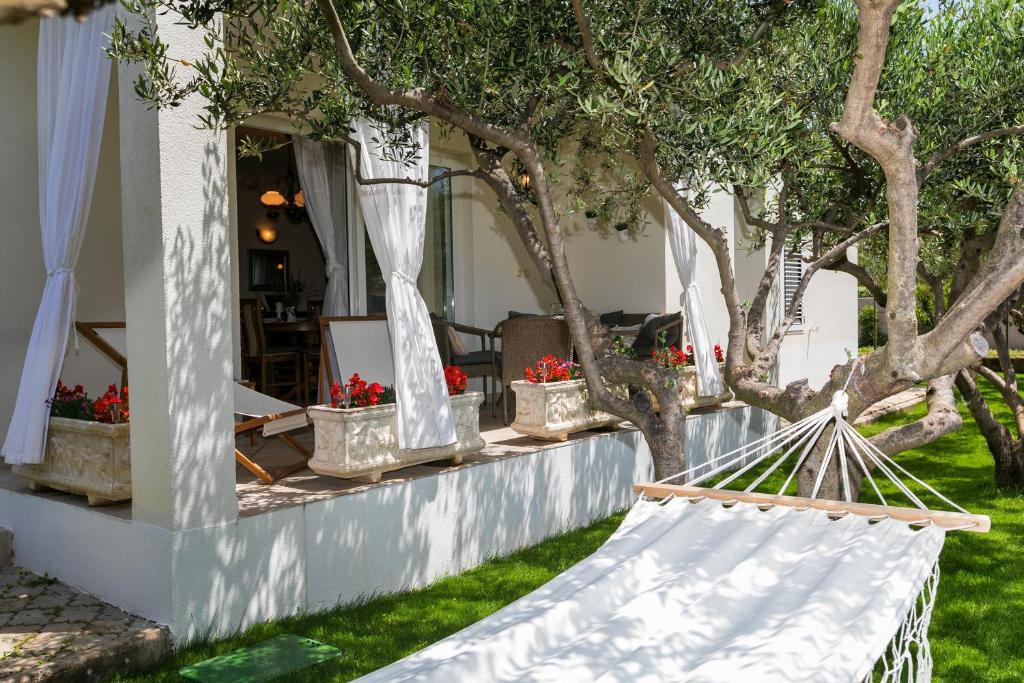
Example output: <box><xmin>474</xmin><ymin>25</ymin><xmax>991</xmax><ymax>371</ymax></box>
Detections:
<box><xmin>419</xmin><ymin>166</ymin><xmax>455</xmax><ymax>319</ymax></box>
<box><xmin>782</xmin><ymin>251</ymin><xmax>805</xmax><ymax>327</ymax></box>
<box><xmin>363</xmin><ymin>165</ymin><xmax>454</xmax><ymax>317</ymax></box>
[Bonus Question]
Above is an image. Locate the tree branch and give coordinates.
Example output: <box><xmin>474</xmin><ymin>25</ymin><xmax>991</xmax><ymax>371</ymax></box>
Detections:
<box><xmin>867</xmin><ymin>375</ymin><xmax>962</xmax><ymax>456</ymax></box>
<box><xmin>917</xmin><ymin>188</ymin><xmax>1024</xmax><ymax>379</ymax></box>
<box><xmin>828</xmin><ymin>256</ymin><xmax>887</xmax><ymax>307</ymax></box>
<box><xmin>314</xmin><ymin>0</ymin><xmax>526</xmax><ymax>152</ymax></box>
<box><xmin>830</xmin><ymin>0</ymin><xmax>920</xmax><ymax>383</ymax></box>
<box><xmin>753</xmin><ymin>221</ymin><xmax>888</xmax><ymax>372</ymax></box>
<box><xmin>570</xmin><ymin>0</ymin><xmax>604</xmax><ymax>75</ymax></box>
<box><xmin>345</xmin><ymin>133</ymin><xmax>485</xmax><ymax>187</ymax></box>
<box><xmin>919</xmin><ymin>125</ymin><xmax>1024</xmax><ymax>181</ymax></box>
<box><xmin>469</xmin><ymin>139</ymin><xmax>557</xmax><ymax>291</ymax></box>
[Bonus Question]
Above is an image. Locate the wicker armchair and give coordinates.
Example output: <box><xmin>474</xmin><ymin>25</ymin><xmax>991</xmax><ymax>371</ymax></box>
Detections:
<box><xmin>494</xmin><ymin>316</ymin><xmax>572</xmax><ymax>424</ymax></box>
<box><xmin>431</xmin><ymin>317</ymin><xmax>500</xmax><ymax>408</ymax></box>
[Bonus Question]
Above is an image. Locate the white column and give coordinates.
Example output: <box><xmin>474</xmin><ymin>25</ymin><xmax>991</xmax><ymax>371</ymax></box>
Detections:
<box><xmin>117</xmin><ymin>13</ymin><xmax>237</xmax><ymax>529</ymax></box>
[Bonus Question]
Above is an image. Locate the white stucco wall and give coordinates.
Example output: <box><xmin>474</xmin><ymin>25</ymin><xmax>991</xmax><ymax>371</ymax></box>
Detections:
<box><xmin>0</xmin><ymin>405</ymin><xmax>776</xmax><ymax>641</ymax></box>
<box><xmin>776</xmin><ymin>266</ymin><xmax>859</xmax><ymax>390</ymax></box>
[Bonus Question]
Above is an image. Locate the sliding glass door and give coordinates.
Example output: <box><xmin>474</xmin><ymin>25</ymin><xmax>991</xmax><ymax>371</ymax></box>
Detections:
<box><xmin>363</xmin><ymin>165</ymin><xmax>454</xmax><ymax>318</ymax></box>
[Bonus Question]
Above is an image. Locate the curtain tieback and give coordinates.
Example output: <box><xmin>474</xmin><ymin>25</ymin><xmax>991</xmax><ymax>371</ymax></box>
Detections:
<box><xmin>326</xmin><ymin>262</ymin><xmax>345</xmax><ymax>278</ymax></box>
<box><xmin>46</xmin><ymin>267</ymin><xmax>79</xmax><ymax>350</ymax></box>
<box><xmin>389</xmin><ymin>270</ymin><xmax>418</xmax><ymax>288</ymax></box>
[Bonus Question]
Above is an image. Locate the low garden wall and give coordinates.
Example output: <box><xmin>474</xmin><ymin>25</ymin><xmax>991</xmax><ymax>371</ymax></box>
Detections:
<box><xmin>0</xmin><ymin>403</ymin><xmax>777</xmax><ymax>641</ymax></box>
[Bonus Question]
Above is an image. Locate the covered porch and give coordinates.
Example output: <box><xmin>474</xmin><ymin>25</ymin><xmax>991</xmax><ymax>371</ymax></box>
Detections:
<box><xmin>0</xmin><ymin>12</ymin><xmax>778</xmax><ymax>642</ymax></box>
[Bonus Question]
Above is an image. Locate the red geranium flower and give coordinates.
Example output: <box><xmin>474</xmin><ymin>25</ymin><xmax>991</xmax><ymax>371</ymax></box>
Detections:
<box><xmin>444</xmin><ymin>366</ymin><xmax>468</xmax><ymax>396</ymax></box>
<box><xmin>525</xmin><ymin>354</ymin><xmax>579</xmax><ymax>383</ymax></box>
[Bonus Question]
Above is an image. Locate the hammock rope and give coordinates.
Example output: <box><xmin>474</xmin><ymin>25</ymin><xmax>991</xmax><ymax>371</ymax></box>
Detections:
<box><xmin>634</xmin><ymin>360</ymin><xmax>986</xmax><ymax>682</ymax></box>
<box><xmin>652</xmin><ymin>361</ymin><xmax>970</xmax><ymax>515</ymax></box>
<box><xmin>353</xmin><ymin>362</ymin><xmax>987</xmax><ymax>683</ymax></box>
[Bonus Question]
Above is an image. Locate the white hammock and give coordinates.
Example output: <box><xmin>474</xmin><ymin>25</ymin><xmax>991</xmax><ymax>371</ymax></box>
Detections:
<box><xmin>354</xmin><ymin>376</ymin><xmax>988</xmax><ymax>683</ymax></box>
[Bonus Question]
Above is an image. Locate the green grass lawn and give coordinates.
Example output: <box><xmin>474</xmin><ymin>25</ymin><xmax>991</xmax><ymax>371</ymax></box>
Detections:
<box><xmin>110</xmin><ymin>382</ymin><xmax>1024</xmax><ymax>682</ymax></box>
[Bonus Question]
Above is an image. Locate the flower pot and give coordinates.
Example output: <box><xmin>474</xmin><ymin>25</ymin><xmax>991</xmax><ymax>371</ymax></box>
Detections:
<box><xmin>651</xmin><ymin>364</ymin><xmax>732</xmax><ymax>411</ymax></box>
<box><xmin>307</xmin><ymin>392</ymin><xmax>485</xmax><ymax>482</ymax></box>
<box><xmin>510</xmin><ymin>379</ymin><xmax>625</xmax><ymax>442</ymax></box>
<box><xmin>13</xmin><ymin>417</ymin><xmax>131</xmax><ymax>506</ymax></box>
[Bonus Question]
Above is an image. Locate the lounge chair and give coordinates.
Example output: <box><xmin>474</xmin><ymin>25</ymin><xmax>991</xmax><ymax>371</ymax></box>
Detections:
<box><xmin>74</xmin><ymin>321</ymin><xmax>311</xmax><ymax>484</ymax></box>
<box><xmin>316</xmin><ymin>316</ymin><xmax>395</xmax><ymax>393</ymax></box>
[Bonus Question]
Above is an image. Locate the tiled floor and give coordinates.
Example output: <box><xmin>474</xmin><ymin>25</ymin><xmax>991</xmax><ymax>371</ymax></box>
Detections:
<box><xmin>233</xmin><ymin>414</ymin><xmax>634</xmax><ymax>516</ymax></box>
<box><xmin>0</xmin><ymin>566</ymin><xmax>168</xmax><ymax>681</ymax></box>
<box><xmin>0</xmin><ymin>412</ymin><xmax>637</xmax><ymax>520</ymax></box>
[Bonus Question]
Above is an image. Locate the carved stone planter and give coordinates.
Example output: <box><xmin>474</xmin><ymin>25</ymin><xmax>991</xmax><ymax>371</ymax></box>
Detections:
<box><xmin>676</xmin><ymin>364</ymin><xmax>733</xmax><ymax>409</ymax></box>
<box><xmin>307</xmin><ymin>391</ymin><xmax>485</xmax><ymax>482</ymax></box>
<box><xmin>13</xmin><ymin>417</ymin><xmax>131</xmax><ymax>506</ymax></box>
<box><xmin>510</xmin><ymin>379</ymin><xmax>624</xmax><ymax>442</ymax></box>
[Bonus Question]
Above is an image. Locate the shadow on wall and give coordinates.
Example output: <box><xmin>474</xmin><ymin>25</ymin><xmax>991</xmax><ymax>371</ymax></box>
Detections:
<box><xmin>165</xmin><ymin>408</ymin><xmax>776</xmax><ymax>639</ymax></box>
<box><xmin>170</xmin><ymin>432</ymin><xmax>651</xmax><ymax>639</ymax></box>
<box><xmin>302</xmin><ymin>432</ymin><xmax>648</xmax><ymax>612</ymax></box>
<box><xmin>157</xmin><ymin>138</ymin><xmax>236</xmax><ymax>529</ymax></box>
<box><xmin>684</xmin><ymin>406</ymin><xmax>779</xmax><ymax>475</ymax></box>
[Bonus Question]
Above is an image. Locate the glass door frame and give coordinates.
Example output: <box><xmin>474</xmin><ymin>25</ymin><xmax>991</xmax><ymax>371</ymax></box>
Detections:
<box><xmin>349</xmin><ymin>163</ymin><xmax>456</xmax><ymax>319</ymax></box>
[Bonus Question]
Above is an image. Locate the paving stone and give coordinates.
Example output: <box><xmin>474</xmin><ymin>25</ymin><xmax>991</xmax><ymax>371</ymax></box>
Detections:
<box><xmin>90</xmin><ymin>618</ymin><xmax>133</xmax><ymax>632</ymax></box>
<box><xmin>0</xmin><ymin>566</ymin><xmax>169</xmax><ymax>681</ymax></box>
<box><xmin>9</xmin><ymin>609</ymin><xmax>49</xmax><ymax>627</ymax></box>
<box><xmin>41</xmin><ymin>622</ymin><xmax>83</xmax><ymax>635</ymax></box>
<box><xmin>31</xmin><ymin>594</ymin><xmax>71</xmax><ymax>610</ymax></box>
<box><xmin>0</xmin><ymin>597</ymin><xmax>29</xmax><ymax>611</ymax></box>
<box><xmin>22</xmin><ymin>632</ymin><xmax>68</xmax><ymax>655</ymax></box>
<box><xmin>97</xmin><ymin>606</ymin><xmax>130</xmax><ymax>620</ymax></box>
<box><xmin>0</xmin><ymin>633</ymin><xmax>26</xmax><ymax>654</ymax></box>
<box><xmin>51</xmin><ymin>605</ymin><xmax>103</xmax><ymax>623</ymax></box>
<box><xmin>11</xmin><ymin>585</ymin><xmax>48</xmax><ymax>599</ymax></box>
<box><xmin>6</xmin><ymin>654</ymin><xmax>46</xmax><ymax>672</ymax></box>
<box><xmin>68</xmin><ymin>593</ymin><xmax>103</xmax><ymax>607</ymax></box>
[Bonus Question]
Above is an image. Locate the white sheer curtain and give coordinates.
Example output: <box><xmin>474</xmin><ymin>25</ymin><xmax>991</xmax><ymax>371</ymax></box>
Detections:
<box><xmin>2</xmin><ymin>7</ymin><xmax>115</xmax><ymax>465</ymax></box>
<box><xmin>294</xmin><ymin>136</ymin><xmax>349</xmax><ymax>315</ymax></box>
<box><xmin>348</xmin><ymin>120</ymin><xmax>456</xmax><ymax>450</ymax></box>
<box><xmin>666</xmin><ymin>193</ymin><xmax>726</xmax><ymax>396</ymax></box>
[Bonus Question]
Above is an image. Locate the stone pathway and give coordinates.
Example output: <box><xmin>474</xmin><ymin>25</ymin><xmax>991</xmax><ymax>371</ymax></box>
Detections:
<box><xmin>0</xmin><ymin>566</ymin><xmax>169</xmax><ymax>682</ymax></box>
<box><xmin>855</xmin><ymin>387</ymin><xmax>927</xmax><ymax>424</ymax></box>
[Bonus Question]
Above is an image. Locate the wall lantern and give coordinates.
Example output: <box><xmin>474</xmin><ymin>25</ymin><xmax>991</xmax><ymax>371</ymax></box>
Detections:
<box><xmin>256</xmin><ymin>225</ymin><xmax>279</xmax><ymax>244</ymax></box>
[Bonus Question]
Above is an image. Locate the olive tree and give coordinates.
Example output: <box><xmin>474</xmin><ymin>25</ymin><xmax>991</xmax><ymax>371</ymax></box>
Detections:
<box><xmin>570</xmin><ymin>0</ymin><xmax>1024</xmax><ymax>495</ymax></box>
<box><xmin>111</xmin><ymin>0</ymin><xmax>1024</xmax><ymax>492</ymax></box>
<box><xmin>112</xmin><ymin>0</ymin><xmax>773</xmax><ymax>479</ymax></box>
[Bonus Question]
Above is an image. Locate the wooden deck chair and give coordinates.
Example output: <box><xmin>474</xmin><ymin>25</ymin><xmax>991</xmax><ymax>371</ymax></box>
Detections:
<box><xmin>74</xmin><ymin>321</ymin><xmax>311</xmax><ymax>485</ymax></box>
<box><xmin>317</xmin><ymin>316</ymin><xmax>395</xmax><ymax>395</ymax></box>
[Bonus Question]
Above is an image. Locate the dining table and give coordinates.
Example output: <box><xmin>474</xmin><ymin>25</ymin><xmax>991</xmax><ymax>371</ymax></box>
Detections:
<box><xmin>263</xmin><ymin>318</ymin><xmax>320</xmax><ymax>347</ymax></box>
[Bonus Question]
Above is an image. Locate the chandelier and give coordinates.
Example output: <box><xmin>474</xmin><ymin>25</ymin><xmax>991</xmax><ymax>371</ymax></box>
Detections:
<box><xmin>260</xmin><ymin>144</ymin><xmax>306</xmax><ymax>223</ymax></box>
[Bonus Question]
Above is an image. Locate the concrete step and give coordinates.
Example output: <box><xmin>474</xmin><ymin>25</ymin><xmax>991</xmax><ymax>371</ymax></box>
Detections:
<box><xmin>0</xmin><ymin>565</ymin><xmax>169</xmax><ymax>681</ymax></box>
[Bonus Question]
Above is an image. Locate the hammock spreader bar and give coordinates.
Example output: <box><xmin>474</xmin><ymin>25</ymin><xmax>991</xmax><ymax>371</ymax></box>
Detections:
<box><xmin>633</xmin><ymin>483</ymin><xmax>991</xmax><ymax>533</ymax></box>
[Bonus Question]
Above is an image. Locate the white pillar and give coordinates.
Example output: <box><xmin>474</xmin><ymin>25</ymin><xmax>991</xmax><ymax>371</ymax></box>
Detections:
<box><xmin>117</xmin><ymin>14</ymin><xmax>237</xmax><ymax>529</ymax></box>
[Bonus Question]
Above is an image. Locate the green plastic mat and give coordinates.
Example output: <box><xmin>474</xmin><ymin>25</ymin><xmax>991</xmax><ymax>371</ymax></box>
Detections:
<box><xmin>179</xmin><ymin>634</ymin><xmax>341</xmax><ymax>683</ymax></box>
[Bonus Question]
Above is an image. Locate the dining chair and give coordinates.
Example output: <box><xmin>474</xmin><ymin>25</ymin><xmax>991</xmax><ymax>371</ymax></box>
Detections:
<box><xmin>431</xmin><ymin>316</ymin><xmax>500</xmax><ymax>409</ymax></box>
<box><xmin>240</xmin><ymin>298</ymin><xmax>303</xmax><ymax>400</ymax></box>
